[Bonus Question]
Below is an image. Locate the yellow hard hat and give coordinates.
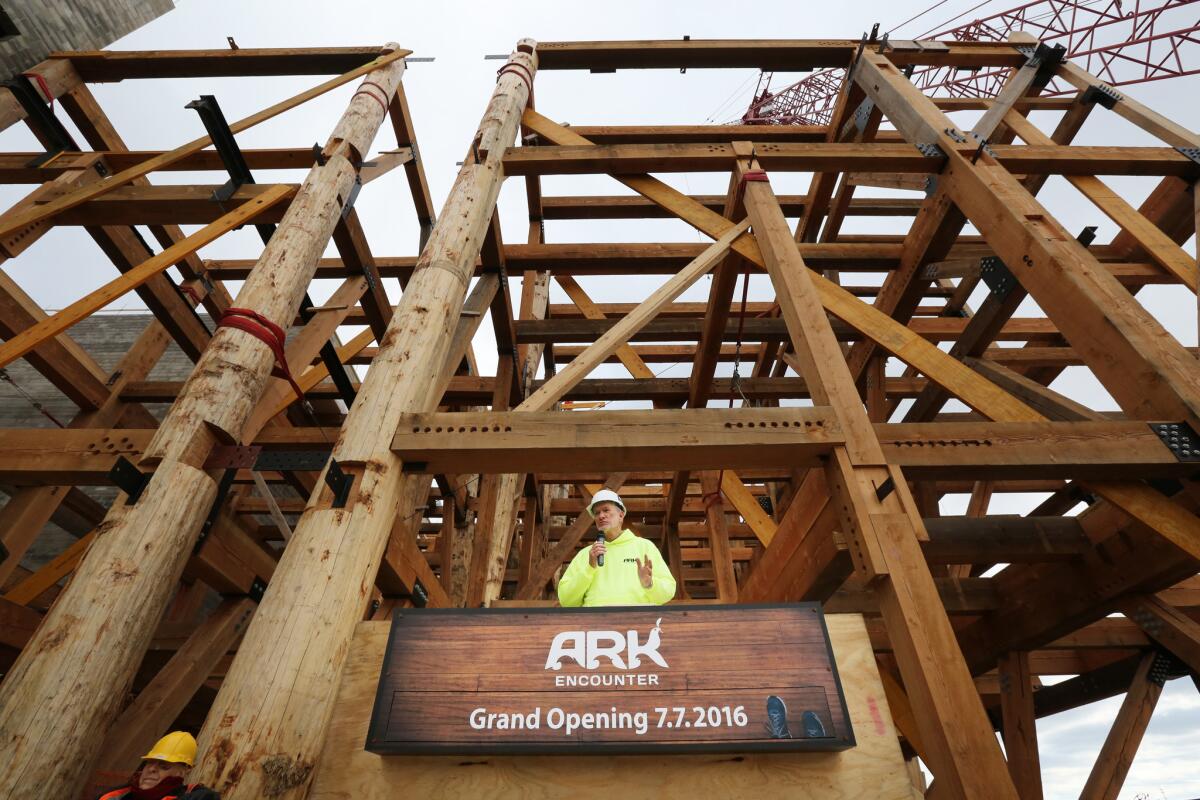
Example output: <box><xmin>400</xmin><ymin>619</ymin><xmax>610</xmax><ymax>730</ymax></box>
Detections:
<box><xmin>141</xmin><ymin>731</ymin><xmax>197</xmax><ymax>767</ymax></box>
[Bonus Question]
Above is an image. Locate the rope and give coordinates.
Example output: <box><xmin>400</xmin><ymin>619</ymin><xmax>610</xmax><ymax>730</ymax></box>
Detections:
<box><xmin>0</xmin><ymin>367</ymin><xmax>65</xmax><ymax>428</ymax></box>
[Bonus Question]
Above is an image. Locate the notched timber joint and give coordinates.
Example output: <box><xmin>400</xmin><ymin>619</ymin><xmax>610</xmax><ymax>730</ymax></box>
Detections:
<box><xmin>109</xmin><ymin>456</ymin><xmax>151</xmax><ymax>505</ymax></box>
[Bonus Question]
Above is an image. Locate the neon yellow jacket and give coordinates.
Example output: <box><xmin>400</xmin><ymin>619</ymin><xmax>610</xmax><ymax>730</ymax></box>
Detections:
<box><xmin>557</xmin><ymin>529</ymin><xmax>676</xmax><ymax>607</ymax></box>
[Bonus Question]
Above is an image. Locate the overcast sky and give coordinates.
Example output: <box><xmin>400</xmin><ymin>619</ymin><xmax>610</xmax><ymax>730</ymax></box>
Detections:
<box><xmin>3</xmin><ymin>1</ymin><xmax>1199</xmax><ymax>796</ymax></box>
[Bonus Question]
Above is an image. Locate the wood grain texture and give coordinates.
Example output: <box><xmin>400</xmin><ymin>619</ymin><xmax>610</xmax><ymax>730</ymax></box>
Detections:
<box><xmin>310</xmin><ymin>614</ymin><xmax>919</xmax><ymax>799</ymax></box>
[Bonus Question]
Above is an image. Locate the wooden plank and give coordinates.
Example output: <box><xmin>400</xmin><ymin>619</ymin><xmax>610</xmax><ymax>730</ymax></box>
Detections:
<box><xmin>519</xmin><ymin>220</ymin><xmax>749</xmax><ymax>412</ymax></box>
<box><xmin>1078</xmin><ymin>652</ymin><xmax>1165</xmax><ymax>800</ymax></box>
<box><xmin>520</xmin><ymin>109</ymin><xmax>1042</xmax><ymax>425</ymax></box>
<box><xmin>0</xmin><ymin>49</ymin><xmax>409</xmax><ymax>240</ymax></box>
<box><xmin>699</xmin><ymin>473</ymin><xmax>737</xmax><ymax>602</ymax></box>
<box><xmin>719</xmin><ymin>472</ymin><xmax>778</xmax><ymax>546</ymax></box>
<box><xmin>186</xmin><ymin>45</ymin><xmax>532</xmax><ymax>800</ymax></box>
<box><xmin>0</xmin><ymin>48</ymin><xmax>412</xmax><ymax>800</ymax></box>
<box><xmin>61</xmin><ymin>47</ymin><xmax>399</xmax><ymax>80</ymax></box>
<box><xmin>532</xmin><ymin>38</ymin><xmax>1023</xmax><ymax>71</ymax></box>
<box><xmin>1</xmin><ymin>530</ymin><xmax>95</xmax><ymax>606</ymax></box>
<box><xmin>997</xmin><ymin>652</ymin><xmax>1042</xmax><ymax>800</ymax></box>
<box><xmin>502</xmin><ymin>142</ymin><xmax>1196</xmax><ymax>177</ymax></box>
<box><xmin>96</xmin><ymin>599</ymin><xmax>256</xmax><ymax>773</ymax></box>
<box><xmin>0</xmin><ymin>186</ymin><xmax>291</xmax><ymax>370</ymax></box>
<box><xmin>392</xmin><ymin>407</ymin><xmax>841</xmax><ymax>474</ymax></box>
<box><xmin>1119</xmin><ymin>594</ymin><xmax>1200</xmax><ymax>674</ymax></box>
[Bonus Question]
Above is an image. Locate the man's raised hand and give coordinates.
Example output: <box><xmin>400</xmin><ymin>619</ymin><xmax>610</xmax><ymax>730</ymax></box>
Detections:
<box><xmin>637</xmin><ymin>555</ymin><xmax>654</xmax><ymax>588</ymax></box>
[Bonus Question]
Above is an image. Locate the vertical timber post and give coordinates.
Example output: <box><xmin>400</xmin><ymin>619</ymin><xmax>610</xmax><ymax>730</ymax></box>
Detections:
<box><xmin>0</xmin><ymin>46</ymin><xmax>407</xmax><ymax>799</ymax></box>
<box><xmin>191</xmin><ymin>40</ymin><xmax>537</xmax><ymax>800</ymax></box>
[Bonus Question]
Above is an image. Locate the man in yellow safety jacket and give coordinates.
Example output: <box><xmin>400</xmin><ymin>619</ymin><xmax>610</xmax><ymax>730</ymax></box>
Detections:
<box><xmin>96</xmin><ymin>731</ymin><xmax>219</xmax><ymax>800</ymax></box>
<box><xmin>557</xmin><ymin>489</ymin><xmax>676</xmax><ymax>606</ymax></box>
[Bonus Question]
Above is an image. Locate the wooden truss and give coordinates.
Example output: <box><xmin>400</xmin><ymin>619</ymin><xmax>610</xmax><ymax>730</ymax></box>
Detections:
<box><xmin>0</xmin><ymin>35</ymin><xmax>1197</xmax><ymax>800</ymax></box>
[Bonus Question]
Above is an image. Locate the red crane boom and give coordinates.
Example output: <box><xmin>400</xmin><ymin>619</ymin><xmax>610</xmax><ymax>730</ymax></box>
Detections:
<box><xmin>742</xmin><ymin>0</ymin><xmax>1200</xmax><ymax>125</ymax></box>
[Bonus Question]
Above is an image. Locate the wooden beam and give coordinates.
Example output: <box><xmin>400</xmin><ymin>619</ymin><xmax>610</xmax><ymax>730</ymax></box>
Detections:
<box><xmin>0</xmin><ymin>187</ymin><xmax>290</xmax><ymax>370</ymax></box>
<box><xmin>997</xmin><ymin>651</ymin><xmax>1042</xmax><ymax>800</ymax></box>
<box><xmin>96</xmin><ymin>598</ymin><xmax>256</xmax><ymax>773</ymax></box>
<box><xmin>1120</xmin><ymin>594</ymin><xmax>1200</xmax><ymax>674</ymax></box>
<box><xmin>186</xmin><ymin>43</ymin><xmax>533</xmax><ymax>800</ymax></box>
<box><xmin>0</xmin><ymin>48</ymin><xmax>409</xmax><ymax>241</ymax></box>
<box><xmin>1078</xmin><ymin>651</ymin><xmax>1166</xmax><ymax>800</ymax></box>
<box><xmin>0</xmin><ymin>49</ymin><xmax>411</xmax><ymax>800</ymax></box>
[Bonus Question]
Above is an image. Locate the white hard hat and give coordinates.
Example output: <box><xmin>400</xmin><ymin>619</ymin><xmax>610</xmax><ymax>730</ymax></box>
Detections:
<box><xmin>587</xmin><ymin>489</ymin><xmax>626</xmax><ymax>518</ymax></box>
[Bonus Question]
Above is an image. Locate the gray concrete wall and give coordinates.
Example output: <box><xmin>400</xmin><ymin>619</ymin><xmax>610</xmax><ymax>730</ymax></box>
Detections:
<box><xmin>0</xmin><ymin>0</ymin><xmax>174</xmax><ymax>76</ymax></box>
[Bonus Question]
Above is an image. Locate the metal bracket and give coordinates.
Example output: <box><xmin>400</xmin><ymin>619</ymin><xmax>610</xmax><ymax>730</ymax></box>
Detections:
<box><xmin>1151</xmin><ymin>422</ymin><xmax>1200</xmax><ymax>462</ymax></box>
<box><xmin>853</xmin><ymin>98</ymin><xmax>875</xmax><ymax>133</ymax></box>
<box><xmin>915</xmin><ymin>142</ymin><xmax>945</xmax><ymax>160</ymax></box>
<box><xmin>410</xmin><ymin>578</ymin><xmax>429</xmax><ymax>608</ymax></box>
<box><xmin>874</xmin><ymin>475</ymin><xmax>895</xmax><ymax>502</ymax></box>
<box><xmin>1081</xmin><ymin>84</ymin><xmax>1122</xmax><ymax>110</ymax></box>
<box><xmin>109</xmin><ymin>456</ymin><xmax>151</xmax><ymax>504</ymax></box>
<box><xmin>325</xmin><ymin>457</ymin><xmax>353</xmax><ymax>508</ymax></box>
<box><xmin>757</xmin><ymin>495</ymin><xmax>773</xmax><ymax>515</ymax></box>
<box><xmin>1077</xmin><ymin>225</ymin><xmax>1099</xmax><ymax>247</ymax></box>
<box><xmin>186</xmin><ymin>94</ymin><xmax>278</xmax><ymax>242</ymax></box>
<box><xmin>340</xmin><ymin>174</ymin><xmax>363</xmax><ymax>219</ymax></box>
<box><xmin>247</xmin><ymin>577</ymin><xmax>267</xmax><ymax>603</ymax></box>
<box><xmin>1024</xmin><ymin>42</ymin><xmax>1067</xmax><ymax>85</ymax></box>
<box><xmin>256</xmin><ymin>450</ymin><xmax>335</xmax><ymax>472</ymax></box>
<box><xmin>204</xmin><ymin>445</ymin><xmax>262</xmax><ymax>470</ymax></box>
<box><xmin>194</xmin><ymin>468</ymin><xmax>238</xmax><ymax>552</ymax></box>
<box><xmin>1147</xmin><ymin>648</ymin><xmax>1188</xmax><ymax>686</ymax></box>
<box><xmin>970</xmin><ymin>131</ymin><xmax>996</xmax><ymax>161</ymax></box>
<box><xmin>4</xmin><ymin>74</ymin><xmax>77</xmax><ymax>164</ymax></box>
<box><xmin>1175</xmin><ymin>146</ymin><xmax>1200</xmax><ymax>173</ymax></box>
<box><xmin>923</xmin><ymin>174</ymin><xmax>938</xmax><ymax>197</ymax></box>
<box><xmin>979</xmin><ymin>256</ymin><xmax>1017</xmax><ymax>300</ymax></box>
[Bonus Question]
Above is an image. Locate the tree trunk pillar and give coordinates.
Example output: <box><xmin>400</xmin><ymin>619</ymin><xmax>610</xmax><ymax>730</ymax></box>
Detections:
<box><xmin>191</xmin><ymin>40</ymin><xmax>537</xmax><ymax>800</ymax></box>
<box><xmin>0</xmin><ymin>46</ymin><xmax>406</xmax><ymax>800</ymax></box>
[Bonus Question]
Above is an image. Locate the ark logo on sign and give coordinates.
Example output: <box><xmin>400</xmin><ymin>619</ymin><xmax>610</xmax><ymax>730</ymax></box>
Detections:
<box><xmin>545</xmin><ymin>617</ymin><xmax>668</xmax><ymax>670</ymax></box>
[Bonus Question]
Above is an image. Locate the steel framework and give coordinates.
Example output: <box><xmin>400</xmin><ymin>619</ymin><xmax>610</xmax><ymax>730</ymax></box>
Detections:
<box><xmin>743</xmin><ymin>0</ymin><xmax>1200</xmax><ymax>124</ymax></box>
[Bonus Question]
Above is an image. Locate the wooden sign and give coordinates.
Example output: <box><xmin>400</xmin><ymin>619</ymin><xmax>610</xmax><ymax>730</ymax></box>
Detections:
<box><xmin>366</xmin><ymin>604</ymin><xmax>854</xmax><ymax>755</ymax></box>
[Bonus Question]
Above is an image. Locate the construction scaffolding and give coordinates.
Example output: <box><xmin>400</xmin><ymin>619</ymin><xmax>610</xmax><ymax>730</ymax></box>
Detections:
<box><xmin>0</xmin><ymin>33</ymin><xmax>1197</xmax><ymax>800</ymax></box>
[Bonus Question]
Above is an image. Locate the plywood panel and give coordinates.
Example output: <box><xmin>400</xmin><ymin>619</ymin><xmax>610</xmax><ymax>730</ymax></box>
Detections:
<box><xmin>309</xmin><ymin>614</ymin><xmax>919</xmax><ymax>800</ymax></box>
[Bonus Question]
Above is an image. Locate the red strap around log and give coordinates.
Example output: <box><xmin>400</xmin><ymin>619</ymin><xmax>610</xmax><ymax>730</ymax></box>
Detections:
<box><xmin>217</xmin><ymin>307</ymin><xmax>305</xmax><ymax>402</ymax></box>
<box><xmin>496</xmin><ymin>62</ymin><xmax>534</xmax><ymax>104</ymax></box>
<box><xmin>740</xmin><ymin>170</ymin><xmax>769</xmax><ymax>186</ymax></box>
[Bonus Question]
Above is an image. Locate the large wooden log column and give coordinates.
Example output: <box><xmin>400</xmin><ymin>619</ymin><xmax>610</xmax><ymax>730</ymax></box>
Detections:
<box><xmin>190</xmin><ymin>41</ymin><xmax>537</xmax><ymax>799</ymax></box>
<box><xmin>0</xmin><ymin>47</ymin><xmax>407</xmax><ymax>799</ymax></box>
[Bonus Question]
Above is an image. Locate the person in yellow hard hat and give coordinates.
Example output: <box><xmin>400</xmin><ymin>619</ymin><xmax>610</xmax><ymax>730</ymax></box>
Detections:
<box><xmin>557</xmin><ymin>489</ymin><xmax>676</xmax><ymax>607</ymax></box>
<box><xmin>95</xmin><ymin>731</ymin><xmax>219</xmax><ymax>800</ymax></box>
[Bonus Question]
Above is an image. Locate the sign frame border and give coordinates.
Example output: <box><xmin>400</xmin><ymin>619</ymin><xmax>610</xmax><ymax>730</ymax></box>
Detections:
<box><xmin>365</xmin><ymin>602</ymin><xmax>857</xmax><ymax>756</ymax></box>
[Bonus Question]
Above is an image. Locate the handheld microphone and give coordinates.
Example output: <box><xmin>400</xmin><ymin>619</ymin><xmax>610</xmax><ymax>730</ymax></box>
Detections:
<box><xmin>596</xmin><ymin>531</ymin><xmax>605</xmax><ymax>566</ymax></box>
